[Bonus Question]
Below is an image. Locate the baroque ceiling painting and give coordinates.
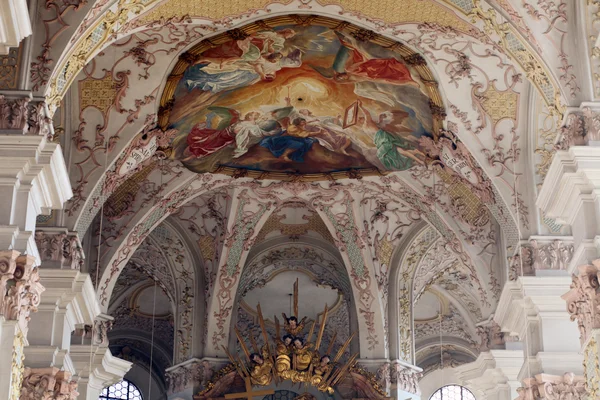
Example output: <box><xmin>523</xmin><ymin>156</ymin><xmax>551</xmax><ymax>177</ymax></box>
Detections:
<box><xmin>161</xmin><ymin>18</ymin><xmax>441</xmax><ymax>179</ymax></box>
<box><xmin>3</xmin><ymin>0</ymin><xmax>596</xmax><ymax>399</ymax></box>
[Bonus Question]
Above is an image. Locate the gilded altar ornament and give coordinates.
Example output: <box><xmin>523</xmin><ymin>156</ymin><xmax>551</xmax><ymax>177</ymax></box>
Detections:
<box><xmin>222</xmin><ymin>278</ymin><xmax>358</xmax><ymax>395</ymax></box>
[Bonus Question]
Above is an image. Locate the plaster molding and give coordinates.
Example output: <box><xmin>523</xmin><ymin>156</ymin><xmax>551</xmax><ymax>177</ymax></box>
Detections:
<box><xmin>537</xmin><ymin>147</ymin><xmax>600</xmax><ymax>226</ymax></box>
<box><xmin>0</xmin><ymin>136</ymin><xmax>72</xmax><ymax>264</ymax></box>
<box><xmin>454</xmin><ymin>351</ymin><xmax>522</xmax><ymax>399</ymax></box>
<box><xmin>0</xmin><ymin>0</ymin><xmax>31</xmax><ymax>55</ymax></box>
<box><xmin>69</xmin><ymin>345</ymin><xmax>132</xmax><ymax>390</ymax></box>
<box><xmin>36</xmin><ymin>270</ymin><xmax>100</xmax><ymax>328</ymax></box>
<box><xmin>495</xmin><ymin>277</ymin><xmax>574</xmax><ymax>338</ymax></box>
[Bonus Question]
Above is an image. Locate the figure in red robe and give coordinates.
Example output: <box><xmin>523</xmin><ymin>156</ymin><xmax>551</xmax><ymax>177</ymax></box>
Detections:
<box><xmin>310</xmin><ymin>31</ymin><xmax>418</xmax><ymax>87</ymax></box>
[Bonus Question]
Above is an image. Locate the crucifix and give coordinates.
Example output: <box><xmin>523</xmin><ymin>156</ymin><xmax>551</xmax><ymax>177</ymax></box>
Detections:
<box><xmin>223</xmin><ymin>377</ymin><xmax>274</xmax><ymax>400</ymax></box>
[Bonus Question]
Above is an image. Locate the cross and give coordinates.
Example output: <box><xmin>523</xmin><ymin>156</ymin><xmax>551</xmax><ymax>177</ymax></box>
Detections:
<box><xmin>224</xmin><ymin>377</ymin><xmax>275</xmax><ymax>400</ymax></box>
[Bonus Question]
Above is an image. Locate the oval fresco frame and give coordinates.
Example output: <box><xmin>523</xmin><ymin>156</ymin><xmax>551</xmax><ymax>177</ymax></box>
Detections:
<box><xmin>158</xmin><ymin>14</ymin><xmax>446</xmax><ymax>181</ymax></box>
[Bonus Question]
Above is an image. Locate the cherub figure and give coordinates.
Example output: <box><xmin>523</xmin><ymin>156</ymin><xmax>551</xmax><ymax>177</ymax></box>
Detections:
<box><xmin>282</xmin><ymin>314</ymin><xmax>307</xmax><ymax>336</ymax></box>
<box><xmin>249</xmin><ymin>350</ymin><xmax>273</xmax><ymax>386</ymax></box>
<box><xmin>292</xmin><ymin>337</ymin><xmax>313</xmax><ymax>372</ymax></box>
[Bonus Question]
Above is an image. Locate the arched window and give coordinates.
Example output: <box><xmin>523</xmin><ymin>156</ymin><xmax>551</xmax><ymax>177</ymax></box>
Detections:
<box><xmin>100</xmin><ymin>379</ymin><xmax>143</xmax><ymax>400</ymax></box>
<box><xmin>430</xmin><ymin>385</ymin><xmax>476</xmax><ymax>400</ymax></box>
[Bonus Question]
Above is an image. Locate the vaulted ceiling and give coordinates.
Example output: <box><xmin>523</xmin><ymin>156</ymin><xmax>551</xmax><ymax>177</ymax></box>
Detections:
<box><xmin>28</xmin><ymin>0</ymin><xmax>591</xmax><ymax>384</ymax></box>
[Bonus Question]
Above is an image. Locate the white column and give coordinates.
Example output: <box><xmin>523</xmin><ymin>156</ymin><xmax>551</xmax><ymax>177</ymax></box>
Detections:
<box><xmin>23</xmin><ymin>270</ymin><xmax>99</xmax><ymax>397</ymax></box>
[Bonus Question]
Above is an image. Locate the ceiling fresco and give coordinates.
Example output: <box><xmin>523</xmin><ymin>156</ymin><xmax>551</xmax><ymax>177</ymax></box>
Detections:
<box><xmin>161</xmin><ymin>17</ymin><xmax>442</xmax><ymax>179</ymax></box>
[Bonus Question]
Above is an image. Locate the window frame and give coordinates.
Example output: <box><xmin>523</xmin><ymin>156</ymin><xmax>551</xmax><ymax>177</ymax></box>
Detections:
<box><xmin>429</xmin><ymin>384</ymin><xmax>476</xmax><ymax>400</ymax></box>
<box><xmin>99</xmin><ymin>379</ymin><xmax>143</xmax><ymax>400</ymax></box>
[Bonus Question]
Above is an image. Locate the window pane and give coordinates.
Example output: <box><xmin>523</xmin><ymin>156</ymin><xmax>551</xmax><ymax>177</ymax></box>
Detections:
<box><xmin>100</xmin><ymin>380</ymin><xmax>143</xmax><ymax>400</ymax></box>
<box><xmin>430</xmin><ymin>385</ymin><xmax>476</xmax><ymax>400</ymax></box>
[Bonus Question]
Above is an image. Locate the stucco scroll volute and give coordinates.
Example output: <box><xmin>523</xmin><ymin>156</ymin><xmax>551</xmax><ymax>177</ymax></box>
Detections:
<box><xmin>562</xmin><ymin>263</ymin><xmax>600</xmax><ymax>347</ymax></box>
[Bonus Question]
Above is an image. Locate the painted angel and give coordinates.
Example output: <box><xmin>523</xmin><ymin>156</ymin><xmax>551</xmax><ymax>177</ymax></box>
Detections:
<box><xmin>183</xmin><ymin>106</ymin><xmax>281</xmax><ymax>160</ymax></box>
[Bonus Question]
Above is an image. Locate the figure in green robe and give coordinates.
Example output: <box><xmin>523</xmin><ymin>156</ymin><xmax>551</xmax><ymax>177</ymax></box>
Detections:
<box><xmin>356</xmin><ymin>100</ymin><xmax>425</xmax><ymax>171</ymax></box>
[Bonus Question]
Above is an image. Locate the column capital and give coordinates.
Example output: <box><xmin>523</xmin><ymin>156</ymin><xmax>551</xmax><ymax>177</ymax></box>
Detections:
<box><xmin>515</xmin><ymin>372</ymin><xmax>586</xmax><ymax>400</ymax></box>
<box><xmin>0</xmin><ymin>95</ymin><xmax>52</xmax><ymax>137</ymax></box>
<box><xmin>73</xmin><ymin>314</ymin><xmax>114</xmax><ymax>347</ymax></box>
<box><xmin>562</xmin><ymin>262</ymin><xmax>600</xmax><ymax>347</ymax></box>
<box><xmin>508</xmin><ymin>237</ymin><xmax>574</xmax><ymax>280</ymax></box>
<box><xmin>556</xmin><ymin>103</ymin><xmax>600</xmax><ymax>150</ymax></box>
<box><xmin>19</xmin><ymin>367</ymin><xmax>78</xmax><ymax>400</ymax></box>
<box><xmin>389</xmin><ymin>361</ymin><xmax>422</xmax><ymax>397</ymax></box>
<box><xmin>35</xmin><ymin>230</ymin><xmax>84</xmax><ymax>270</ymax></box>
<box><xmin>0</xmin><ymin>251</ymin><xmax>44</xmax><ymax>336</ymax></box>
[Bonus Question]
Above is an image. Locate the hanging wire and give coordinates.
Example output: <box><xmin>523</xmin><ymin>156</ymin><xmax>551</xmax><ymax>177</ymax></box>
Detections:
<box><xmin>88</xmin><ymin>42</ymin><xmax>114</xmax><ymax>379</ymax></box>
<box><xmin>147</xmin><ymin>157</ymin><xmax>165</xmax><ymax>397</ymax></box>
<box><xmin>510</xmin><ymin>140</ymin><xmax>533</xmax><ymax>386</ymax></box>
<box><xmin>439</xmin><ymin>299</ymin><xmax>443</xmax><ymax>383</ymax></box>
<box><xmin>148</xmin><ymin>279</ymin><xmax>158</xmax><ymax>398</ymax></box>
<box><xmin>433</xmin><ymin>166</ymin><xmax>444</xmax><ymax>386</ymax></box>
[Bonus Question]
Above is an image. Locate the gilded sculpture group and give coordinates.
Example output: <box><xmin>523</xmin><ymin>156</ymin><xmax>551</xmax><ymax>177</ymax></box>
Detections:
<box><xmin>224</xmin><ymin>280</ymin><xmax>356</xmax><ymax>395</ymax></box>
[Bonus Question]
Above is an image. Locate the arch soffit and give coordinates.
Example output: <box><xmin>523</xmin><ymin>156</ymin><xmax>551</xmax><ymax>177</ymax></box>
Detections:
<box><xmin>94</xmin><ymin>176</ymin><xmax>490</xmax><ymax>313</ymax></box>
